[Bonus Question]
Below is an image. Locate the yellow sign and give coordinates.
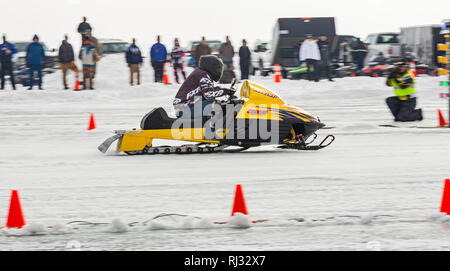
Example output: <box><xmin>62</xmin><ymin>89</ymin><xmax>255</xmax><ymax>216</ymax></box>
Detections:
<box><xmin>438</xmin><ymin>44</ymin><xmax>449</xmax><ymax>51</ymax></box>
<box><xmin>438</xmin><ymin>56</ymin><xmax>449</xmax><ymax>64</ymax></box>
<box><xmin>438</xmin><ymin>68</ymin><xmax>449</xmax><ymax>76</ymax></box>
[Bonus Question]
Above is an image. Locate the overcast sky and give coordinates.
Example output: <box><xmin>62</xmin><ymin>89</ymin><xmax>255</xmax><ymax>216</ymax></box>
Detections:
<box><xmin>1</xmin><ymin>0</ymin><xmax>449</xmax><ymax>51</ymax></box>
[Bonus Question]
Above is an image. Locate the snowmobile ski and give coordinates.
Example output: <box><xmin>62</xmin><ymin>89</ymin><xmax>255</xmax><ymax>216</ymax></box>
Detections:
<box><xmin>278</xmin><ymin>134</ymin><xmax>335</xmax><ymax>151</ymax></box>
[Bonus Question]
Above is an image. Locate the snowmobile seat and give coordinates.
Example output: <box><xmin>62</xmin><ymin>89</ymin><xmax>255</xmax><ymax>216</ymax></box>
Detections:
<box><xmin>141</xmin><ymin>107</ymin><xmax>177</xmax><ymax>130</ymax></box>
<box><xmin>141</xmin><ymin>107</ymin><xmax>211</xmax><ymax>130</ymax></box>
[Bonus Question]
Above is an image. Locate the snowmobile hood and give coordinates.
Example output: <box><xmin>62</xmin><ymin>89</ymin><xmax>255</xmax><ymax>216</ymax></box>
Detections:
<box><xmin>238</xmin><ymin>80</ymin><xmax>318</xmax><ymax>122</ymax></box>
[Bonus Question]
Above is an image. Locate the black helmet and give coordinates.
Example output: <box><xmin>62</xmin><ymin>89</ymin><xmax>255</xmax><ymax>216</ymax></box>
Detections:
<box><xmin>199</xmin><ymin>55</ymin><xmax>223</xmax><ymax>82</ymax></box>
<box><xmin>394</xmin><ymin>60</ymin><xmax>408</xmax><ymax>67</ymax></box>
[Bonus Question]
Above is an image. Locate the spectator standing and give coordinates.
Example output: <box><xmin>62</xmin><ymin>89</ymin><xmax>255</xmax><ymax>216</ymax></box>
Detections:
<box><xmin>352</xmin><ymin>38</ymin><xmax>368</xmax><ymax>73</ymax></box>
<box><xmin>170</xmin><ymin>38</ymin><xmax>187</xmax><ymax>84</ymax></box>
<box><xmin>58</xmin><ymin>35</ymin><xmax>78</xmax><ymax>90</ymax></box>
<box><xmin>79</xmin><ymin>37</ymin><xmax>99</xmax><ymax>90</ymax></box>
<box><xmin>77</xmin><ymin>17</ymin><xmax>92</xmax><ymax>44</ymax></box>
<box><xmin>26</xmin><ymin>34</ymin><xmax>45</xmax><ymax>90</ymax></box>
<box><xmin>194</xmin><ymin>37</ymin><xmax>211</xmax><ymax>68</ymax></box>
<box><xmin>339</xmin><ymin>39</ymin><xmax>353</xmax><ymax>65</ymax></box>
<box><xmin>299</xmin><ymin>35</ymin><xmax>321</xmax><ymax>82</ymax></box>
<box><xmin>219</xmin><ymin>36</ymin><xmax>235</xmax><ymax>69</ymax></box>
<box><xmin>150</xmin><ymin>36</ymin><xmax>167</xmax><ymax>83</ymax></box>
<box><xmin>125</xmin><ymin>38</ymin><xmax>143</xmax><ymax>86</ymax></box>
<box><xmin>238</xmin><ymin>39</ymin><xmax>251</xmax><ymax>80</ymax></box>
<box><xmin>85</xmin><ymin>30</ymin><xmax>102</xmax><ymax>78</ymax></box>
<box><xmin>317</xmin><ymin>35</ymin><xmax>333</xmax><ymax>81</ymax></box>
<box><xmin>0</xmin><ymin>35</ymin><xmax>18</xmax><ymax>90</ymax></box>
<box><xmin>293</xmin><ymin>41</ymin><xmax>302</xmax><ymax>67</ymax></box>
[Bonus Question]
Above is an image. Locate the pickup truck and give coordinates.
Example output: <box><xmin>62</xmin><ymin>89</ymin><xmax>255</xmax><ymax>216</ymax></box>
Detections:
<box><xmin>364</xmin><ymin>33</ymin><xmax>402</xmax><ymax>65</ymax></box>
<box><xmin>251</xmin><ymin>40</ymin><xmax>272</xmax><ymax>76</ymax></box>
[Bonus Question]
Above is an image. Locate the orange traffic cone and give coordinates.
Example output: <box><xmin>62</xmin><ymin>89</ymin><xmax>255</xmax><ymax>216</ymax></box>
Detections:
<box><xmin>87</xmin><ymin>113</ymin><xmax>96</xmax><ymax>130</ymax></box>
<box><xmin>74</xmin><ymin>71</ymin><xmax>81</xmax><ymax>91</ymax></box>
<box><xmin>231</xmin><ymin>184</ymin><xmax>248</xmax><ymax>216</ymax></box>
<box><xmin>273</xmin><ymin>64</ymin><xmax>282</xmax><ymax>83</ymax></box>
<box><xmin>163</xmin><ymin>62</ymin><xmax>171</xmax><ymax>85</ymax></box>
<box><xmin>410</xmin><ymin>61</ymin><xmax>417</xmax><ymax>78</ymax></box>
<box><xmin>438</xmin><ymin>109</ymin><xmax>448</xmax><ymax>127</ymax></box>
<box><xmin>6</xmin><ymin>190</ymin><xmax>26</xmax><ymax>229</ymax></box>
<box><xmin>441</xmin><ymin>179</ymin><xmax>450</xmax><ymax>215</ymax></box>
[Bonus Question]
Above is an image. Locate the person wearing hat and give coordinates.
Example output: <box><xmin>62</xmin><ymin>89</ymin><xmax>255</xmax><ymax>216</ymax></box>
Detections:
<box><xmin>219</xmin><ymin>36</ymin><xmax>235</xmax><ymax>70</ymax></box>
<box><xmin>170</xmin><ymin>38</ymin><xmax>187</xmax><ymax>84</ymax></box>
<box><xmin>0</xmin><ymin>34</ymin><xmax>18</xmax><ymax>90</ymax></box>
<box><xmin>125</xmin><ymin>38</ymin><xmax>143</xmax><ymax>86</ymax></box>
<box><xmin>385</xmin><ymin>61</ymin><xmax>423</xmax><ymax>122</ymax></box>
<box><xmin>299</xmin><ymin>34</ymin><xmax>321</xmax><ymax>82</ymax></box>
<box><xmin>25</xmin><ymin>34</ymin><xmax>46</xmax><ymax>90</ymax></box>
<box><xmin>58</xmin><ymin>35</ymin><xmax>78</xmax><ymax>90</ymax></box>
<box><xmin>77</xmin><ymin>16</ymin><xmax>92</xmax><ymax>44</ymax></box>
<box><xmin>150</xmin><ymin>35</ymin><xmax>167</xmax><ymax>83</ymax></box>
<box><xmin>351</xmin><ymin>38</ymin><xmax>368</xmax><ymax>73</ymax></box>
<box><xmin>194</xmin><ymin>37</ymin><xmax>211</xmax><ymax>68</ymax></box>
<box><xmin>317</xmin><ymin>35</ymin><xmax>333</xmax><ymax>82</ymax></box>
<box><xmin>173</xmin><ymin>55</ymin><xmax>235</xmax><ymax>118</ymax></box>
<box><xmin>238</xmin><ymin>39</ymin><xmax>251</xmax><ymax>80</ymax></box>
<box><xmin>79</xmin><ymin>37</ymin><xmax>99</xmax><ymax>90</ymax></box>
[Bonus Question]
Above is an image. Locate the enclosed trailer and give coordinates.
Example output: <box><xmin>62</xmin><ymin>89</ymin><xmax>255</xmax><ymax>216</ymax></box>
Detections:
<box><xmin>272</xmin><ymin>17</ymin><xmax>337</xmax><ymax>68</ymax></box>
<box><xmin>400</xmin><ymin>25</ymin><xmax>446</xmax><ymax>70</ymax></box>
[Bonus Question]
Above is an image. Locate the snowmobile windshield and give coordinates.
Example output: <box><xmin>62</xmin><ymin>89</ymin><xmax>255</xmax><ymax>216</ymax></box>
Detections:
<box><xmin>240</xmin><ymin>80</ymin><xmax>286</xmax><ymax>105</ymax></box>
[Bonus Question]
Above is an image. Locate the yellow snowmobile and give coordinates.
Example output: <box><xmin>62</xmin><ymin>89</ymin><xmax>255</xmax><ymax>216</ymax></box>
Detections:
<box><xmin>98</xmin><ymin>80</ymin><xmax>334</xmax><ymax>155</ymax></box>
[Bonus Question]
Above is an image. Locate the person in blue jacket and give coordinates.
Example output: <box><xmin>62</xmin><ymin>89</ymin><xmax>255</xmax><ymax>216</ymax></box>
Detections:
<box><xmin>0</xmin><ymin>35</ymin><xmax>18</xmax><ymax>90</ymax></box>
<box><xmin>150</xmin><ymin>35</ymin><xmax>167</xmax><ymax>83</ymax></box>
<box><xmin>26</xmin><ymin>34</ymin><xmax>46</xmax><ymax>90</ymax></box>
<box><xmin>125</xmin><ymin>38</ymin><xmax>143</xmax><ymax>85</ymax></box>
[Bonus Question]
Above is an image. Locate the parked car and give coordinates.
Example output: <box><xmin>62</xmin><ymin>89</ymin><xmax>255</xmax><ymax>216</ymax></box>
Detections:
<box><xmin>9</xmin><ymin>41</ymin><xmax>58</xmax><ymax>86</ymax></box>
<box><xmin>99</xmin><ymin>39</ymin><xmax>129</xmax><ymax>54</ymax></box>
<box><xmin>364</xmin><ymin>33</ymin><xmax>402</xmax><ymax>65</ymax></box>
<box><xmin>12</xmin><ymin>41</ymin><xmax>59</xmax><ymax>70</ymax></box>
<box><xmin>251</xmin><ymin>40</ymin><xmax>272</xmax><ymax>76</ymax></box>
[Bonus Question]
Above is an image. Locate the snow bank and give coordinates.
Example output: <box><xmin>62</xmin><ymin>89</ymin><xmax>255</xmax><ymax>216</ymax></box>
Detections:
<box><xmin>107</xmin><ymin>218</ymin><xmax>129</xmax><ymax>233</ymax></box>
<box><xmin>229</xmin><ymin>213</ymin><xmax>252</xmax><ymax>229</ymax></box>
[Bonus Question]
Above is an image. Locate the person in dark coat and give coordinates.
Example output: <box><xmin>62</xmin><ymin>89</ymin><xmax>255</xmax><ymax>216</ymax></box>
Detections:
<box><xmin>194</xmin><ymin>37</ymin><xmax>211</xmax><ymax>68</ymax></box>
<box><xmin>26</xmin><ymin>34</ymin><xmax>46</xmax><ymax>90</ymax></box>
<box><xmin>126</xmin><ymin>38</ymin><xmax>143</xmax><ymax>85</ymax></box>
<box><xmin>219</xmin><ymin>36</ymin><xmax>235</xmax><ymax>69</ymax></box>
<box><xmin>0</xmin><ymin>35</ymin><xmax>18</xmax><ymax>90</ymax></box>
<box><xmin>238</xmin><ymin>39</ymin><xmax>251</xmax><ymax>80</ymax></box>
<box><xmin>352</xmin><ymin>38</ymin><xmax>368</xmax><ymax>72</ymax></box>
<box><xmin>317</xmin><ymin>35</ymin><xmax>333</xmax><ymax>81</ymax></box>
<box><xmin>77</xmin><ymin>17</ymin><xmax>92</xmax><ymax>43</ymax></box>
<box><xmin>58</xmin><ymin>35</ymin><xmax>78</xmax><ymax>89</ymax></box>
<box><xmin>150</xmin><ymin>35</ymin><xmax>167</xmax><ymax>83</ymax></box>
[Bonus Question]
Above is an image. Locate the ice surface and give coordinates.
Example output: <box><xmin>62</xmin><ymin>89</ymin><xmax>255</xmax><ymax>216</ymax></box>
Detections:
<box><xmin>0</xmin><ymin>54</ymin><xmax>450</xmax><ymax>250</ymax></box>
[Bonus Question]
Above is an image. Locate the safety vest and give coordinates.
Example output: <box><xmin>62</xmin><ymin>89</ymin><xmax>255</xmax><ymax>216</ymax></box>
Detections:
<box><xmin>388</xmin><ymin>71</ymin><xmax>416</xmax><ymax>99</ymax></box>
